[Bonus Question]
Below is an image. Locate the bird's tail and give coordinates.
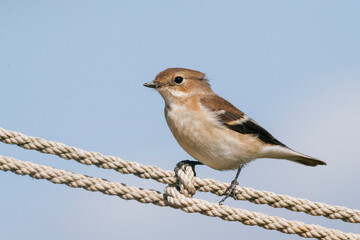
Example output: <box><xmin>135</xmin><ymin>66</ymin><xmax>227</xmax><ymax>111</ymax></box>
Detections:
<box><xmin>262</xmin><ymin>145</ymin><xmax>326</xmax><ymax>166</ymax></box>
<box><xmin>285</xmin><ymin>152</ymin><xmax>326</xmax><ymax>166</ymax></box>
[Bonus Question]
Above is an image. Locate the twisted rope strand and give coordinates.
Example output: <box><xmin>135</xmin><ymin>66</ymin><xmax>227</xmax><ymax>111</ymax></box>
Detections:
<box><xmin>0</xmin><ymin>127</ymin><xmax>359</xmax><ymax>223</ymax></box>
<box><xmin>194</xmin><ymin>178</ymin><xmax>360</xmax><ymax>223</ymax></box>
<box><xmin>1</xmin><ymin>155</ymin><xmax>359</xmax><ymax>240</ymax></box>
<box><xmin>0</xmin><ymin>128</ymin><xmax>176</xmax><ymax>184</ymax></box>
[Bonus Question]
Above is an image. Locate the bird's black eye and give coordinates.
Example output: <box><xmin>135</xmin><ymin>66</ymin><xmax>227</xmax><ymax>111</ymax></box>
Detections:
<box><xmin>174</xmin><ymin>76</ymin><xmax>183</xmax><ymax>84</ymax></box>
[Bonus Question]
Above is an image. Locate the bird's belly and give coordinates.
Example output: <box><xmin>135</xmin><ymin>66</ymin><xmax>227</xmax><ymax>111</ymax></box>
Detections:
<box><xmin>165</xmin><ymin>106</ymin><xmax>260</xmax><ymax>170</ymax></box>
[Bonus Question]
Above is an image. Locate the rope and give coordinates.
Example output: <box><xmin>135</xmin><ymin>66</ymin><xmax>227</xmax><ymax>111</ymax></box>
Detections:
<box><xmin>1</xmin><ymin>127</ymin><xmax>359</xmax><ymax>224</ymax></box>
<box><xmin>1</xmin><ymin>155</ymin><xmax>359</xmax><ymax>240</ymax></box>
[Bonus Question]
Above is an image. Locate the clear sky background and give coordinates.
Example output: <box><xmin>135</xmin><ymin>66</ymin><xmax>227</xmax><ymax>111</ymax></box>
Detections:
<box><xmin>1</xmin><ymin>1</ymin><xmax>359</xmax><ymax>239</ymax></box>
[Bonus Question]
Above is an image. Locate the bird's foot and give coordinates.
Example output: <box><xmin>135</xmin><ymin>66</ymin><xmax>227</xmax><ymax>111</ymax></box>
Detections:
<box><xmin>219</xmin><ymin>179</ymin><xmax>239</xmax><ymax>205</ymax></box>
<box><xmin>175</xmin><ymin>160</ymin><xmax>203</xmax><ymax>177</ymax></box>
<box><xmin>219</xmin><ymin>165</ymin><xmax>243</xmax><ymax>204</ymax></box>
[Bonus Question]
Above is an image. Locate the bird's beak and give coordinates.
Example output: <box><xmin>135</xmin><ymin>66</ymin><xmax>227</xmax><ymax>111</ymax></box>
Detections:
<box><xmin>143</xmin><ymin>81</ymin><xmax>157</xmax><ymax>88</ymax></box>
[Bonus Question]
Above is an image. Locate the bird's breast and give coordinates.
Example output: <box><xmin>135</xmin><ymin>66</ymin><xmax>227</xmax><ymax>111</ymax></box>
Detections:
<box><xmin>164</xmin><ymin>102</ymin><xmax>260</xmax><ymax>170</ymax></box>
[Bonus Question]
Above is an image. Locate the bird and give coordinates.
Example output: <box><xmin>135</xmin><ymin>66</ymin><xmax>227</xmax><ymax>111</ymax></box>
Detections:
<box><xmin>144</xmin><ymin>68</ymin><xmax>326</xmax><ymax>203</ymax></box>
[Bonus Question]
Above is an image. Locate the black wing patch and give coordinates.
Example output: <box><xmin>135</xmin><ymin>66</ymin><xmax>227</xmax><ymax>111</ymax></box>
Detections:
<box><xmin>224</xmin><ymin>119</ymin><xmax>286</xmax><ymax>147</ymax></box>
<box><xmin>199</xmin><ymin>94</ymin><xmax>286</xmax><ymax>147</ymax></box>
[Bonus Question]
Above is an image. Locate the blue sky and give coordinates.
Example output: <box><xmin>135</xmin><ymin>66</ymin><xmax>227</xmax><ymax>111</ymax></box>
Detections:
<box><xmin>1</xmin><ymin>1</ymin><xmax>359</xmax><ymax>239</ymax></box>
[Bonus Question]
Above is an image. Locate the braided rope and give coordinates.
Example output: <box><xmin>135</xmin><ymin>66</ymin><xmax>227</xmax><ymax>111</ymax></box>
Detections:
<box><xmin>0</xmin><ymin>128</ymin><xmax>176</xmax><ymax>184</ymax></box>
<box><xmin>1</xmin><ymin>127</ymin><xmax>359</xmax><ymax>223</ymax></box>
<box><xmin>1</xmin><ymin>155</ymin><xmax>359</xmax><ymax>240</ymax></box>
<box><xmin>0</xmin><ymin>127</ymin><xmax>359</xmax><ymax>223</ymax></box>
<box><xmin>174</xmin><ymin>161</ymin><xmax>197</xmax><ymax>197</ymax></box>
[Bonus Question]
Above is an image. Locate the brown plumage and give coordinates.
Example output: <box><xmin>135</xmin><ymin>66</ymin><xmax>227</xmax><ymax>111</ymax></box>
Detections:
<box><xmin>145</xmin><ymin>68</ymin><xmax>326</xmax><ymax>169</ymax></box>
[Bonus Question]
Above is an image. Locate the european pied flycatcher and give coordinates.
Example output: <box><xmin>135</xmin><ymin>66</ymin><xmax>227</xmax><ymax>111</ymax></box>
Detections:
<box><xmin>144</xmin><ymin>68</ymin><xmax>326</xmax><ymax>202</ymax></box>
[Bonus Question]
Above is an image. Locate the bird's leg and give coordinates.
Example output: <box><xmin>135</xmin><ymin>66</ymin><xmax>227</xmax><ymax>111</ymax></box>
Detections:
<box><xmin>219</xmin><ymin>165</ymin><xmax>243</xmax><ymax>204</ymax></box>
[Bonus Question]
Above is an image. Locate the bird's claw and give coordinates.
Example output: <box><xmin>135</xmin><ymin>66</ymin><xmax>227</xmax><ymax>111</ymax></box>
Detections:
<box><xmin>174</xmin><ymin>160</ymin><xmax>203</xmax><ymax>177</ymax></box>
<box><xmin>219</xmin><ymin>179</ymin><xmax>239</xmax><ymax>205</ymax></box>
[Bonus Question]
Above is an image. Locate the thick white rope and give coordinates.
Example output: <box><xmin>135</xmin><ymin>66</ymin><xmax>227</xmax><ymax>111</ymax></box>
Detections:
<box><xmin>0</xmin><ymin>127</ymin><xmax>359</xmax><ymax>224</ymax></box>
<box><xmin>1</xmin><ymin>155</ymin><xmax>359</xmax><ymax>240</ymax></box>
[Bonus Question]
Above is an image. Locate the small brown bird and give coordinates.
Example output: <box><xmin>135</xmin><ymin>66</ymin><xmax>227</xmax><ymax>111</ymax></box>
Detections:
<box><xmin>144</xmin><ymin>68</ymin><xmax>326</xmax><ymax>202</ymax></box>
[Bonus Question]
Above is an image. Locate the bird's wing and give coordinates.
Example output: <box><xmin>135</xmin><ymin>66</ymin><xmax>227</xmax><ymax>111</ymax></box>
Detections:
<box><xmin>199</xmin><ymin>94</ymin><xmax>286</xmax><ymax>146</ymax></box>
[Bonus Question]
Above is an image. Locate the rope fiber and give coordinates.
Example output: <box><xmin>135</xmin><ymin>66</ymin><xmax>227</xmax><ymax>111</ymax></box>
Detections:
<box><xmin>0</xmin><ymin>127</ymin><xmax>359</xmax><ymax>239</ymax></box>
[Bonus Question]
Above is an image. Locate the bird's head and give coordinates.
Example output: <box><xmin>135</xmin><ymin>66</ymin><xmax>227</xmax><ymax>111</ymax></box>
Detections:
<box><xmin>144</xmin><ymin>68</ymin><xmax>211</xmax><ymax>102</ymax></box>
